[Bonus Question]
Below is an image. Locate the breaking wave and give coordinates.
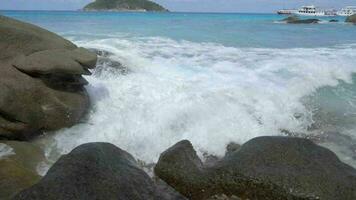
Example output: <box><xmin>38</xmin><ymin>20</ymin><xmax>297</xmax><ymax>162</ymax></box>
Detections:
<box><xmin>38</xmin><ymin>36</ymin><xmax>356</xmax><ymax>166</ymax></box>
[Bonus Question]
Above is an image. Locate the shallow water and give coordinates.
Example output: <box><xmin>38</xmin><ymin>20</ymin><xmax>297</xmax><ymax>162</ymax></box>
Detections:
<box><xmin>2</xmin><ymin>11</ymin><xmax>356</xmax><ymax>168</ymax></box>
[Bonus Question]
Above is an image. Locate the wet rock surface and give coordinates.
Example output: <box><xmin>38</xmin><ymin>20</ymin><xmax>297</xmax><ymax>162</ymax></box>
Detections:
<box><xmin>155</xmin><ymin>136</ymin><xmax>356</xmax><ymax>200</ymax></box>
<box><xmin>0</xmin><ymin>15</ymin><xmax>97</xmax><ymax>140</ymax></box>
<box><xmin>346</xmin><ymin>14</ymin><xmax>356</xmax><ymax>23</ymax></box>
<box><xmin>282</xmin><ymin>16</ymin><xmax>320</xmax><ymax>24</ymax></box>
<box><xmin>13</xmin><ymin>143</ymin><xmax>165</xmax><ymax>200</ymax></box>
<box><xmin>0</xmin><ymin>141</ymin><xmax>46</xmax><ymax>200</ymax></box>
<box><xmin>90</xmin><ymin>49</ymin><xmax>129</xmax><ymax>76</ymax></box>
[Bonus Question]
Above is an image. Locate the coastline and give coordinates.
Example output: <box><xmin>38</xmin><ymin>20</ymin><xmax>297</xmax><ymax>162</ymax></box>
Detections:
<box><xmin>0</xmin><ymin>11</ymin><xmax>356</xmax><ymax>200</ymax></box>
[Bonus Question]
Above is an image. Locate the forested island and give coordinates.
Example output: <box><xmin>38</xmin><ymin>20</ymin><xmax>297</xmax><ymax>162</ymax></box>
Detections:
<box><xmin>83</xmin><ymin>0</ymin><xmax>168</xmax><ymax>12</ymax></box>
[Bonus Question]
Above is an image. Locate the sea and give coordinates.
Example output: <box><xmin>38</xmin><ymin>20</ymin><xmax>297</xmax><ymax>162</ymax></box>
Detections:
<box><xmin>2</xmin><ymin>11</ymin><xmax>356</xmax><ymax>170</ymax></box>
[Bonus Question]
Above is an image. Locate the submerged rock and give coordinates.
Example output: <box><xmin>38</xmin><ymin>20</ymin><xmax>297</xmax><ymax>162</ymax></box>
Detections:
<box><xmin>0</xmin><ymin>141</ymin><xmax>46</xmax><ymax>200</ymax></box>
<box><xmin>329</xmin><ymin>19</ymin><xmax>339</xmax><ymax>23</ymax></box>
<box><xmin>13</xmin><ymin>143</ymin><xmax>163</xmax><ymax>200</ymax></box>
<box><xmin>282</xmin><ymin>16</ymin><xmax>320</xmax><ymax>24</ymax></box>
<box><xmin>155</xmin><ymin>136</ymin><xmax>356</xmax><ymax>200</ymax></box>
<box><xmin>90</xmin><ymin>49</ymin><xmax>129</xmax><ymax>76</ymax></box>
<box><xmin>346</xmin><ymin>14</ymin><xmax>356</xmax><ymax>24</ymax></box>
<box><xmin>0</xmin><ymin>15</ymin><xmax>97</xmax><ymax>140</ymax></box>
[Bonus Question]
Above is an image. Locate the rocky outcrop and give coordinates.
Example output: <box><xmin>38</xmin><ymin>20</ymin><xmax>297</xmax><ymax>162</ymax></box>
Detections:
<box><xmin>0</xmin><ymin>141</ymin><xmax>46</xmax><ymax>200</ymax></box>
<box><xmin>346</xmin><ymin>14</ymin><xmax>356</xmax><ymax>23</ymax></box>
<box><xmin>282</xmin><ymin>16</ymin><xmax>320</xmax><ymax>24</ymax></box>
<box><xmin>91</xmin><ymin>49</ymin><xmax>129</xmax><ymax>76</ymax></box>
<box><xmin>329</xmin><ymin>19</ymin><xmax>339</xmax><ymax>23</ymax></box>
<box><xmin>13</xmin><ymin>143</ymin><xmax>164</xmax><ymax>200</ymax></box>
<box><xmin>155</xmin><ymin>137</ymin><xmax>356</xmax><ymax>200</ymax></box>
<box><xmin>0</xmin><ymin>15</ymin><xmax>97</xmax><ymax>140</ymax></box>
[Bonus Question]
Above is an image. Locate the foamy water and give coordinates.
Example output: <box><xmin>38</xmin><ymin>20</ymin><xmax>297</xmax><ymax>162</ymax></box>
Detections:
<box><xmin>38</xmin><ymin>36</ymin><xmax>356</xmax><ymax>165</ymax></box>
<box><xmin>0</xmin><ymin>143</ymin><xmax>15</xmax><ymax>159</ymax></box>
<box><xmin>2</xmin><ymin>11</ymin><xmax>356</xmax><ymax>168</ymax></box>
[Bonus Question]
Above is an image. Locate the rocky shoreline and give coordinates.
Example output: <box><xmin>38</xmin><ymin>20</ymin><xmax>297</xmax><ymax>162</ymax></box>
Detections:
<box><xmin>3</xmin><ymin>136</ymin><xmax>356</xmax><ymax>200</ymax></box>
<box><xmin>1</xmin><ymin>15</ymin><xmax>356</xmax><ymax>200</ymax></box>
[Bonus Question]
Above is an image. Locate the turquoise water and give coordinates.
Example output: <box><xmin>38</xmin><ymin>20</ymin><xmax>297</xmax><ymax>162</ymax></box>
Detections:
<box><xmin>2</xmin><ymin>11</ymin><xmax>356</xmax><ymax>167</ymax></box>
<box><xmin>2</xmin><ymin>11</ymin><xmax>356</xmax><ymax>48</ymax></box>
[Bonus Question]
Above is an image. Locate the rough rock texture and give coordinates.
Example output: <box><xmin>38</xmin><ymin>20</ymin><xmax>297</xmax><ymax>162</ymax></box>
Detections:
<box><xmin>346</xmin><ymin>14</ymin><xmax>356</xmax><ymax>23</ymax></box>
<box><xmin>90</xmin><ymin>49</ymin><xmax>129</xmax><ymax>77</ymax></box>
<box><xmin>0</xmin><ymin>15</ymin><xmax>97</xmax><ymax>140</ymax></box>
<box><xmin>155</xmin><ymin>137</ymin><xmax>356</xmax><ymax>200</ymax></box>
<box><xmin>0</xmin><ymin>141</ymin><xmax>46</xmax><ymax>200</ymax></box>
<box><xmin>282</xmin><ymin>16</ymin><xmax>320</xmax><ymax>24</ymax></box>
<box><xmin>13</xmin><ymin>143</ymin><xmax>163</xmax><ymax>200</ymax></box>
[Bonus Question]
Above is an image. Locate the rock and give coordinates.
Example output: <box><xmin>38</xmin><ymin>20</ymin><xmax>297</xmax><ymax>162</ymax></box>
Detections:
<box><xmin>155</xmin><ymin>137</ymin><xmax>356</xmax><ymax>200</ymax></box>
<box><xmin>346</xmin><ymin>14</ymin><xmax>356</xmax><ymax>23</ymax></box>
<box><xmin>329</xmin><ymin>19</ymin><xmax>339</xmax><ymax>22</ymax></box>
<box><xmin>0</xmin><ymin>15</ymin><xmax>97</xmax><ymax>140</ymax></box>
<box><xmin>282</xmin><ymin>16</ymin><xmax>320</xmax><ymax>24</ymax></box>
<box><xmin>154</xmin><ymin>178</ymin><xmax>188</xmax><ymax>200</ymax></box>
<box><xmin>13</xmin><ymin>50</ymin><xmax>92</xmax><ymax>75</ymax></box>
<box><xmin>225</xmin><ymin>142</ymin><xmax>241</xmax><ymax>156</ymax></box>
<box><xmin>155</xmin><ymin>140</ymin><xmax>206</xmax><ymax>199</ymax></box>
<box><xmin>0</xmin><ymin>141</ymin><xmax>46</xmax><ymax>200</ymax></box>
<box><xmin>90</xmin><ymin>49</ymin><xmax>129</xmax><ymax>76</ymax></box>
<box><xmin>1</xmin><ymin>141</ymin><xmax>47</xmax><ymax>173</ymax></box>
<box><xmin>13</xmin><ymin>142</ymin><xmax>163</xmax><ymax>200</ymax></box>
<box><xmin>0</xmin><ymin>159</ymin><xmax>41</xmax><ymax>200</ymax></box>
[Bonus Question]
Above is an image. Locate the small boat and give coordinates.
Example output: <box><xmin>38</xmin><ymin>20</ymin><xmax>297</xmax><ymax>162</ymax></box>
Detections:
<box><xmin>337</xmin><ymin>6</ymin><xmax>356</xmax><ymax>16</ymax></box>
<box><xmin>295</xmin><ymin>5</ymin><xmax>335</xmax><ymax>16</ymax></box>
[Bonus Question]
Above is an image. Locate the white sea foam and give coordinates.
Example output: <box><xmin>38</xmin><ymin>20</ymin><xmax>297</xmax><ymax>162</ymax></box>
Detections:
<box><xmin>40</xmin><ymin>36</ymin><xmax>356</xmax><ymax>164</ymax></box>
<box><xmin>0</xmin><ymin>143</ymin><xmax>15</xmax><ymax>159</ymax></box>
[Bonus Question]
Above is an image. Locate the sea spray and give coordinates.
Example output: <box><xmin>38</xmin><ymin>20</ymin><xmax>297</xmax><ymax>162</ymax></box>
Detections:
<box><xmin>36</xmin><ymin>36</ymin><xmax>356</xmax><ymax>168</ymax></box>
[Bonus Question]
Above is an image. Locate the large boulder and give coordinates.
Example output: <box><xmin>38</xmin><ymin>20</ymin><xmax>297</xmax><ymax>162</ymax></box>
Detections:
<box><xmin>0</xmin><ymin>141</ymin><xmax>46</xmax><ymax>200</ymax></box>
<box><xmin>13</xmin><ymin>143</ymin><xmax>163</xmax><ymax>200</ymax></box>
<box><xmin>282</xmin><ymin>16</ymin><xmax>320</xmax><ymax>24</ymax></box>
<box><xmin>0</xmin><ymin>15</ymin><xmax>97</xmax><ymax>140</ymax></box>
<box><xmin>155</xmin><ymin>137</ymin><xmax>356</xmax><ymax>200</ymax></box>
<box><xmin>346</xmin><ymin>14</ymin><xmax>356</xmax><ymax>23</ymax></box>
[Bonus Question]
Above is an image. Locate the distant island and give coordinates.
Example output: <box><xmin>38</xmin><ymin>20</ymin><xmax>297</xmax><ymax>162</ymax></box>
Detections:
<box><xmin>83</xmin><ymin>0</ymin><xmax>169</xmax><ymax>12</ymax></box>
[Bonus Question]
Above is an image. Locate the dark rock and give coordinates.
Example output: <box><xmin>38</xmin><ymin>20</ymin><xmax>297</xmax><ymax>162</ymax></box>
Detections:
<box><xmin>207</xmin><ymin>195</ymin><xmax>242</xmax><ymax>200</ymax></box>
<box><xmin>0</xmin><ymin>141</ymin><xmax>46</xmax><ymax>200</ymax></box>
<box><xmin>282</xmin><ymin>16</ymin><xmax>320</xmax><ymax>24</ymax></box>
<box><xmin>0</xmin><ymin>15</ymin><xmax>97</xmax><ymax>140</ymax></box>
<box><xmin>329</xmin><ymin>19</ymin><xmax>339</xmax><ymax>22</ymax></box>
<box><xmin>225</xmin><ymin>142</ymin><xmax>241</xmax><ymax>156</ymax></box>
<box><xmin>91</xmin><ymin>48</ymin><xmax>129</xmax><ymax>76</ymax></box>
<box><xmin>154</xmin><ymin>178</ymin><xmax>188</xmax><ymax>200</ymax></box>
<box><xmin>154</xmin><ymin>140</ymin><xmax>206</xmax><ymax>199</ymax></box>
<box><xmin>13</xmin><ymin>142</ymin><xmax>162</xmax><ymax>200</ymax></box>
<box><xmin>346</xmin><ymin>14</ymin><xmax>356</xmax><ymax>23</ymax></box>
<box><xmin>155</xmin><ymin>137</ymin><xmax>356</xmax><ymax>200</ymax></box>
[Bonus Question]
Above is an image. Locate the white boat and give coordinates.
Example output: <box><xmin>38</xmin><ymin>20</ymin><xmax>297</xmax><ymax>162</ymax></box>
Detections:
<box><xmin>337</xmin><ymin>6</ymin><xmax>356</xmax><ymax>16</ymax></box>
<box><xmin>295</xmin><ymin>5</ymin><xmax>335</xmax><ymax>16</ymax></box>
<box><xmin>277</xmin><ymin>9</ymin><xmax>297</xmax><ymax>15</ymax></box>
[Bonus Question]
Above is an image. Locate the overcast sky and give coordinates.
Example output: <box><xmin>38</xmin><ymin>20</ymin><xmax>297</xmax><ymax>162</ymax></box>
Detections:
<box><xmin>1</xmin><ymin>0</ymin><xmax>355</xmax><ymax>13</ymax></box>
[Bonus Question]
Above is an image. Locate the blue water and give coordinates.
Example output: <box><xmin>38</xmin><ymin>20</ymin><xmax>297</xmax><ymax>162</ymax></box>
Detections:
<box><xmin>2</xmin><ymin>11</ymin><xmax>356</xmax><ymax>48</ymax></box>
<box><xmin>2</xmin><ymin>11</ymin><xmax>356</xmax><ymax>168</ymax></box>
